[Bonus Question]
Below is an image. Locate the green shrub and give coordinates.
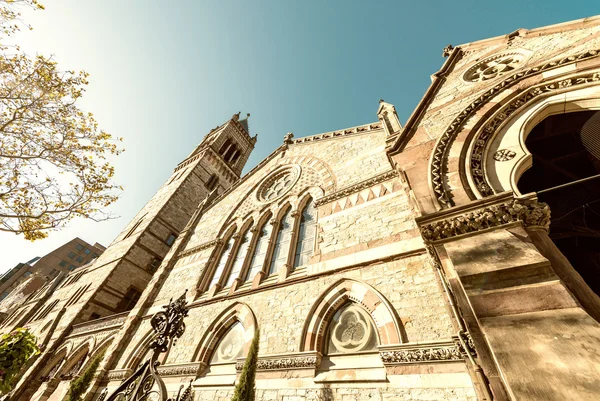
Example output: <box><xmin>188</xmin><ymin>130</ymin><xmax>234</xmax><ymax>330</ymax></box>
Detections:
<box><xmin>66</xmin><ymin>352</ymin><xmax>105</xmax><ymax>401</ymax></box>
<box><xmin>0</xmin><ymin>328</ymin><xmax>40</xmax><ymax>394</ymax></box>
<box><xmin>232</xmin><ymin>328</ymin><xmax>259</xmax><ymax>401</ymax></box>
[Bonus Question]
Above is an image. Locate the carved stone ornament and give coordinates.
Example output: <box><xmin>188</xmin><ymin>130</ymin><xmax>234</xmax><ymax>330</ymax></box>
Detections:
<box><xmin>157</xmin><ymin>363</ymin><xmax>203</xmax><ymax>377</ymax></box>
<box><xmin>379</xmin><ymin>337</ymin><xmax>474</xmax><ymax>364</ymax></box>
<box><xmin>463</xmin><ymin>52</ymin><xmax>525</xmax><ymax>82</ymax></box>
<box><xmin>178</xmin><ymin>239</ymin><xmax>219</xmax><ymax>258</ymax></box>
<box><xmin>235</xmin><ymin>354</ymin><xmax>321</xmax><ymax>371</ymax></box>
<box><xmin>106</xmin><ymin>369</ymin><xmax>131</xmax><ymax>382</ymax></box>
<box><xmin>492</xmin><ymin>149</ymin><xmax>517</xmax><ymax>162</ymax></box>
<box><xmin>380</xmin><ymin>346</ymin><xmax>461</xmax><ymax>363</ymax></box>
<box><xmin>430</xmin><ymin>48</ymin><xmax>600</xmax><ymax>208</ymax></box>
<box><xmin>314</xmin><ymin>170</ymin><xmax>399</xmax><ymax>206</ymax></box>
<box><xmin>470</xmin><ymin>71</ymin><xmax>600</xmax><ymax>196</ymax></box>
<box><xmin>419</xmin><ymin>198</ymin><xmax>550</xmax><ymax>241</ymax></box>
<box><xmin>70</xmin><ymin>314</ymin><xmax>127</xmax><ymax>336</ymax></box>
<box><xmin>442</xmin><ymin>44</ymin><xmax>454</xmax><ymax>58</ymax></box>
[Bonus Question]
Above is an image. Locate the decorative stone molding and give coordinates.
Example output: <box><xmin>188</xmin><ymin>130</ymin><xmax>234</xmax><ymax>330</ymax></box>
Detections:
<box><xmin>178</xmin><ymin>239</ymin><xmax>219</xmax><ymax>258</ymax></box>
<box><xmin>314</xmin><ymin>170</ymin><xmax>399</xmax><ymax>207</ymax></box>
<box><xmin>235</xmin><ymin>352</ymin><xmax>322</xmax><ymax>371</ymax></box>
<box><xmin>431</xmin><ymin>48</ymin><xmax>600</xmax><ymax>207</ymax></box>
<box><xmin>419</xmin><ymin>197</ymin><xmax>550</xmax><ymax>241</ymax></box>
<box><xmin>470</xmin><ymin>71</ymin><xmax>600</xmax><ymax>196</ymax></box>
<box><xmin>379</xmin><ymin>339</ymin><xmax>472</xmax><ymax>364</ymax></box>
<box><xmin>292</xmin><ymin>122</ymin><xmax>382</xmax><ymax>144</ymax></box>
<box><xmin>256</xmin><ymin>165</ymin><xmax>301</xmax><ymax>204</ymax></box>
<box><xmin>70</xmin><ymin>313</ymin><xmax>128</xmax><ymax>336</ymax></box>
<box><xmin>107</xmin><ymin>368</ymin><xmax>132</xmax><ymax>381</ymax></box>
<box><xmin>463</xmin><ymin>52</ymin><xmax>526</xmax><ymax>82</ymax></box>
<box><xmin>157</xmin><ymin>362</ymin><xmax>204</xmax><ymax>377</ymax></box>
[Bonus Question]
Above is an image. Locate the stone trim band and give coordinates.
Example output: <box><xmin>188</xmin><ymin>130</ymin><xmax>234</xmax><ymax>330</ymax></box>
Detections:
<box><xmin>314</xmin><ymin>170</ymin><xmax>399</xmax><ymax>206</ymax></box>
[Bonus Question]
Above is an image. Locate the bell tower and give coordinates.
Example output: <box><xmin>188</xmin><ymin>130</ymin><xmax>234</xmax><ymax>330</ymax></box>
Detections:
<box><xmin>179</xmin><ymin>112</ymin><xmax>256</xmax><ymax>194</ymax></box>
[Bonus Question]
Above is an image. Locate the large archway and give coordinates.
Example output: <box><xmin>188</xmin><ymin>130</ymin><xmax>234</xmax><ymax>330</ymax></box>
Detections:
<box><xmin>518</xmin><ymin>110</ymin><xmax>600</xmax><ymax>296</ymax></box>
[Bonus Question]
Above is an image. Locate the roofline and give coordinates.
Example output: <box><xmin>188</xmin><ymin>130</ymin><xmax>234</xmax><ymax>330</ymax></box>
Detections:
<box><xmin>457</xmin><ymin>14</ymin><xmax>600</xmax><ymax>51</ymax></box>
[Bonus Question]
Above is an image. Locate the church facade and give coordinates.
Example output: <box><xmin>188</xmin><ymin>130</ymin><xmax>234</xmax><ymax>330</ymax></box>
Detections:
<box><xmin>3</xmin><ymin>15</ymin><xmax>600</xmax><ymax>401</ymax></box>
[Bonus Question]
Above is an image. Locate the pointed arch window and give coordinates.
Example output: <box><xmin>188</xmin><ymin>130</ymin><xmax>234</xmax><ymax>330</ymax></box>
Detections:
<box><xmin>225</xmin><ymin>225</ymin><xmax>252</xmax><ymax>288</ymax></box>
<box><xmin>209</xmin><ymin>234</ymin><xmax>236</xmax><ymax>289</ymax></box>
<box><xmin>268</xmin><ymin>207</ymin><xmax>294</xmax><ymax>276</ymax></box>
<box><xmin>326</xmin><ymin>303</ymin><xmax>378</xmax><ymax>355</ymax></box>
<box><xmin>244</xmin><ymin>218</ymin><xmax>272</xmax><ymax>283</ymax></box>
<box><xmin>293</xmin><ymin>199</ymin><xmax>317</xmax><ymax>268</ymax></box>
<box><xmin>210</xmin><ymin>321</ymin><xmax>245</xmax><ymax>364</ymax></box>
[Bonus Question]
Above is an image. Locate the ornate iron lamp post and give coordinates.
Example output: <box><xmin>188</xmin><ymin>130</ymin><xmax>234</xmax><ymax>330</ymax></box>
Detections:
<box><xmin>99</xmin><ymin>291</ymin><xmax>192</xmax><ymax>401</ymax></box>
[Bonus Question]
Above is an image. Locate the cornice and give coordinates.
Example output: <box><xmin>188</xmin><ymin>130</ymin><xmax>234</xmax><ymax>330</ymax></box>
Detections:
<box><xmin>387</xmin><ymin>46</ymin><xmax>463</xmax><ymax>155</ymax></box>
<box><xmin>177</xmin><ymin>239</ymin><xmax>219</xmax><ymax>258</ymax></box>
<box><xmin>417</xmin><ymin>195</ymin><xmax>550</xmax><ymax>242</ymax></box>
<box><xmin>68</xmin><ymin>312</ymin><xmax>128</xmax><ymax>337</ymax></box>
<box><xmin>291</xmin><ymin>123</ymin><xmax>382</xmax><ymax>145</ymax></box>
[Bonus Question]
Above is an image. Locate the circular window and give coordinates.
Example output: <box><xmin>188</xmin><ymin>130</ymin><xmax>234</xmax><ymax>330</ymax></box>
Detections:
<box><xmin>257</xmin><ymin>165</ymin><xmax>300</xmax><ymax>203</ymax></box>
<box><xmin>464</xmin><ymin>53</ymin><xmax>525</xmax><ymax>82</ymax></box>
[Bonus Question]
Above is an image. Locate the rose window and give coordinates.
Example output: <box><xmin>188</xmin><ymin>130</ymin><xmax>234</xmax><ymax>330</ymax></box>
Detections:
<box><xmin>464</xmin><ymin>53</ymin><xmax>525</xmax><ymax>82</ymax></box>
<box><xmin>257</xmin><ymin>166</ymin><xmax>300</xmax><ymax>203</ymax></box>
<box><xmin>327</xmin><ymin>304</ymin><xmax>378</xmax><ymax>354</ymax></box>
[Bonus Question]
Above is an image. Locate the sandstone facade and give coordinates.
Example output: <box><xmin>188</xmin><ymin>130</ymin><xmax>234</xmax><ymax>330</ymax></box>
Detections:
<box><xmin>3</xmin><ymin>15</ymin><xmax>600</xmax><ymax>401</ymax></box>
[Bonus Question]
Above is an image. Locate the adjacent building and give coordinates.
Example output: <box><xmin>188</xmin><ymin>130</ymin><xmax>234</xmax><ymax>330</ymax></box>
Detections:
<box><xmin>0</xmin><ymin>238</ymin><xmax>105</xmax><ymax>301</ymax></box>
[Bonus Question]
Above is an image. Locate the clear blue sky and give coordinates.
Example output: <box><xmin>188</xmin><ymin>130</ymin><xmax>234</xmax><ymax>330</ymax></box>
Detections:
<box><xmin>1</xmin><ymin>0</ymin><xmax>598</xmax><ymax>272</ymax></box>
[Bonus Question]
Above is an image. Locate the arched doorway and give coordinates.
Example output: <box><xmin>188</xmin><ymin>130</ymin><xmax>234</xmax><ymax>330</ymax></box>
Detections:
<box><xmin>518</xmin><ymin>110</ymin><xmax>600</xmax><ymax>296</ymax></box>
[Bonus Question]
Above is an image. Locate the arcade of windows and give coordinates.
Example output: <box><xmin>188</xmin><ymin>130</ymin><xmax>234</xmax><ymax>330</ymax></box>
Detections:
<box><xmin>200</xmin><ymin>196</ymin><xmax>317</xmax><ymax>296</ymax></box>
<box><xmin>219</xmin><ymin>139</ymin><xmax>241</xmax><ymax>165</ymax></box>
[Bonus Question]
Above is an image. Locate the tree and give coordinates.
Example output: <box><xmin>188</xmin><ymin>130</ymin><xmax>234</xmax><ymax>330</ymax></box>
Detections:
<box><xmin>0</xmin><ymin>328</ymin><xmax>40</xmax><ymax>394</ymax></box>
<box><xmin>0</xmin><ymin>0</ymin><xmax>123</xmax><ymax>240</ymax></box>
<box><xmin>232</xmin><ymin>328</ymin><xmax>259</xmax><ymax>401</ymax></box>
<box><xmin>66</xmin><ymin>352</ymin><xmax>104</xmax><ymax>401</ymax></box>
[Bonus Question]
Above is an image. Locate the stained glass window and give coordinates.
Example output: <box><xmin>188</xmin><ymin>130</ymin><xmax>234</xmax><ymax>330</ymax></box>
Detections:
<box><xmin>244</xmin><ymin>219</ymin><xmax>272</xmax><ymax>282</ymax></box>
<box><xmin>209</xmin><ymin>235</ymin><xmax>235</xmax><ymax>289</ymax></box>
<box><xmin>225</xmin><ymin>225</ymin><xmax>252</xmax><ymax>288</ymax></box>
<box><xmin>293</xmin><ymin>199</ymin><xmax>316</xmax><ymax>268</ymax></box>
<box><xmin>211</xmin><ymin>322</ymin><xmax>245</xmax><ymax>364</ymax></box>
<box><xmin>268</xmin><ymin>208</ymin><xmax>293</xmax><ymax>276</ymax></box>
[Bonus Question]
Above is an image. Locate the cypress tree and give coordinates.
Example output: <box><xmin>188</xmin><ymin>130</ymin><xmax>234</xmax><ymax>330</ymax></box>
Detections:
<box><xmin>232</xmin><ymin>328</ymin><xmax>260</xmax><ymax>401</ymax></box>
<box><xmin>66</xmin><ymin>352</ymin><xmax>105</xmax><ymax>401</ymax></box>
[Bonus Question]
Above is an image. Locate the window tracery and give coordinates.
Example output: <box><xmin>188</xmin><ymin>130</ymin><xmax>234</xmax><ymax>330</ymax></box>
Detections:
<box><xmin>326</xmin><ymin>303</ymin><xmax>378</xmax><ymax>354</ymax></box>
<box><xmin>463</xmin><ymin>53</ymin><xmax>525</xmax><ymax>82</ymax></box>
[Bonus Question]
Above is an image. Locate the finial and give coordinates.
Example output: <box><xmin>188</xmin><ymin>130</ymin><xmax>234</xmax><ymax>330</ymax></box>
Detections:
<box><xmin>283</xmin><ymin>132</ymin><xmax>294</xmax><ymax>144</ymax></box>
<box><xmin>379</xmin><ymin>99</ymin><xmax>384</xmax><ymax>103</ymax></box>
<box><xmin>232</xmin><ymin>111</ymin><xmax>241</xmax><ymax>121</ymax></box>
<box><xmin>442</xmin><ymin>44</ymin><xmax>454</xmax><ymax>58</ymax></box>
<box><xmin>247</xmin><ymin>113</ymin><xmax>250</xmax><ymax>118</ymax></box>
